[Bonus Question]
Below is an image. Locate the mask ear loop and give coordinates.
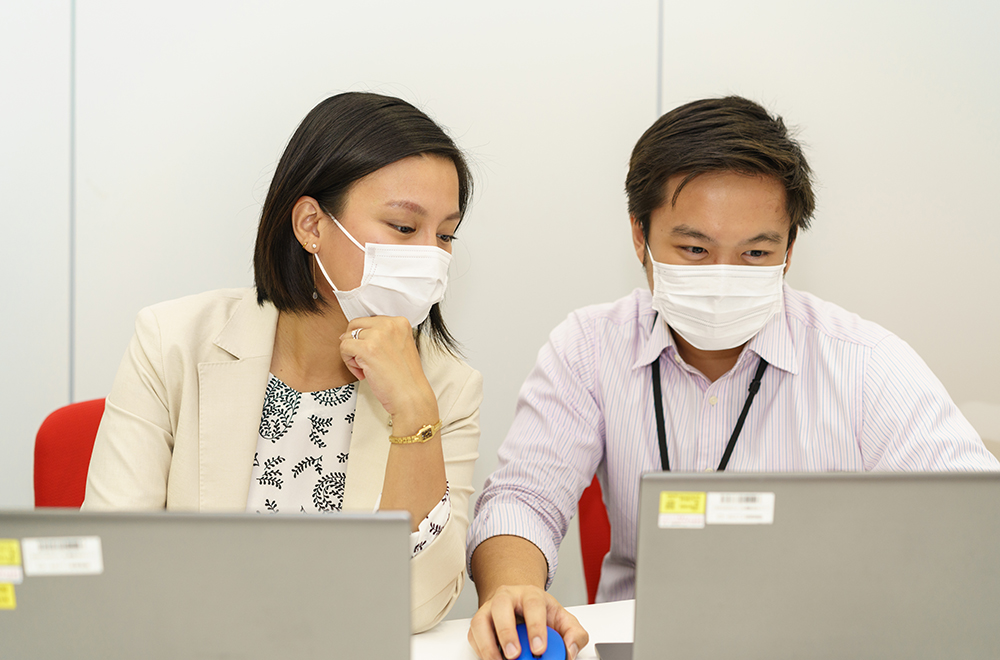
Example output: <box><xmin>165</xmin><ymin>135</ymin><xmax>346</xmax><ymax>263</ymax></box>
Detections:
<box><xmin>314</xmin><ymin>253</ymin><xmax>340</xmax><ymax>294</ymax></box>
<box><xmin>327</xmin><ymin>212</ymin><xmax>367</xmax><ymax>252</ymax></box>
<box><xmin>313</xmin><ymin>210</ymin><xmax>367</xmax><ymax>295</ymax></box>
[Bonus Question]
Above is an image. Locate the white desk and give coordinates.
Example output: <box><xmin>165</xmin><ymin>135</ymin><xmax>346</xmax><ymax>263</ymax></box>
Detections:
<box><xmin>412</xmin><ymin>599</ymin><xmax>635</xmax><ymax>660</ymax></box>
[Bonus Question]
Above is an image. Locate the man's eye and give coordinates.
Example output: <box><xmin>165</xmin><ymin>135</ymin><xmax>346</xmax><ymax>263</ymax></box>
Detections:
<box><xmin>746</xmin><ymin>250</ymin><xmax>766</xmax><ymax>258</ymax></box>
<box><xmin>685</xmin><ymin>246</ymin><xmax>706</xmax><ymax>254</ymax></box>
<box><xmin>392</xmin><ymin>225</ymin><xmax>415</xmax><ymax>234</ymax></box>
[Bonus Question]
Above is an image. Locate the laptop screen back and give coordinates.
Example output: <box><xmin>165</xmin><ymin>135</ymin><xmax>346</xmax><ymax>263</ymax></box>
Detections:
<box><xmin>0</xmin><ymin>509</ymin><xmax>411</xmax><ymax>659</ymax></box>
<box><xmin>632</xmin><ymin>472</ymin><xmax>1000</xmax><ymax>660</ymax></box>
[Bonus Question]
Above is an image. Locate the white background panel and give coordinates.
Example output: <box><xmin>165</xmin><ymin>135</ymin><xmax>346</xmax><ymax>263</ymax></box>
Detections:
<box><xmin>4</xmin><ymin>0</ymin><xmax>999</xmax><ymax>622</ymax></box>
<box><xmin>659</xmin><ymin>0</ymin><xmax>1000</xmax><ymax>409</ymax></box>
<box><xmin>0</xmin><ymin>1</ymin><xmax>72</xmax><ymax>508</ymax></box>
<box><xmin>73</xmin><ymin>0</ymin><xmax>657</xmax><ymax>614</ymax></box>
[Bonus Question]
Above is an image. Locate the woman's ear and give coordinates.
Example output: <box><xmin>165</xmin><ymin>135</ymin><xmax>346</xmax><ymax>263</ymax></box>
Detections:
<box><xmin>291</xmin><ymin>196</ymin><xmax>324</xmax><ymax>252</ymax></box>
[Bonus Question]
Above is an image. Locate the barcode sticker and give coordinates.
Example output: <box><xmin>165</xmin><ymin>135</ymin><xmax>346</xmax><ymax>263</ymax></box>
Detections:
<box><xmin>22</xmin><ymin>537</ymin><xmax>104</xmax><ymax>576</ymax></box>
<box><xmin>706</xmin><ymin>492</ymin><xmax>775</xmax><ymax>524</ymax></box>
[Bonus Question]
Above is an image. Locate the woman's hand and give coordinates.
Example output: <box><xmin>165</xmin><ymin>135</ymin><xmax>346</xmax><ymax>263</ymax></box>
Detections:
<box><xmin>340</xmin><ymin>316</ymin><xmax>438</xmax><ymax>425</ymax></box>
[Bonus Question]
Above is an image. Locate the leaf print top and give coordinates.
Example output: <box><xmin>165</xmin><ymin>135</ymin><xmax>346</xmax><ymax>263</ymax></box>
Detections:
<box><xmin>246</xmin><ymin>374</ymin><xmax>451</xmax><ymax>558</ymax></box>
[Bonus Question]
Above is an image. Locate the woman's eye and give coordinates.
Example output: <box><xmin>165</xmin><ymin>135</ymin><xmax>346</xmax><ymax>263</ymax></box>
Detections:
<box><xmin>391</xmin><ymin>224</ymin><xmax>415</xmax><ymax>235</ymax></box>
<box><xmin>437</xmin><ymin>234</ymin><xmax>457</xmax><ymax>244</ymax></box>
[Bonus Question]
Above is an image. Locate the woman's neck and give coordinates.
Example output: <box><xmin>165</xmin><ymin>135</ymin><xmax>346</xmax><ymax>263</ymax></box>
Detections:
<box><xmin>270</xmin><ymin>308</ymin><xmax>357</xmax><ymax>392</ymax></box>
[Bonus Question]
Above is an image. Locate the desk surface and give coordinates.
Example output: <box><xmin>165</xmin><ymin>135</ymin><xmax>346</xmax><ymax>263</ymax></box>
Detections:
<box><xmin>413</xmin><ymin>599</ymin><xmax>635</xmax><ymax>660</ymax></box>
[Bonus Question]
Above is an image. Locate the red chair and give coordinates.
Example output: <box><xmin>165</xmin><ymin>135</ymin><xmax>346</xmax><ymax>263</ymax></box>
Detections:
<box><xmin>578</xmin><ymin>475</ymin><xmax>611</xmax><ymax>604</ymax></box>
<box><xmin>34</xmin><ymin>398</ymin><xmax>106</xmax><ymax>507</ymax></box>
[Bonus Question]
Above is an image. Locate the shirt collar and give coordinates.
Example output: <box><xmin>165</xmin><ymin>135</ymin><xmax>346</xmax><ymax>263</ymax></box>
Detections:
<box><xmin>745</xmin><ymin>284</ymin><xmax>799</xmax><ymax>375</ymax></box>
<box><xmin>633</xmin><ymin>308</ymin><xmax>674</xmax><ymax>370</ymax></box>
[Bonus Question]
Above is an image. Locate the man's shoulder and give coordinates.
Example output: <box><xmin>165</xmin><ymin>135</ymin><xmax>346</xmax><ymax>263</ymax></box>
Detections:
<box><xmin>783</xmin><ymin>285</ymin><xmax>894</xmax><ymax>349</ymax></box>
<box><xmin>560</xmin><ymin>288</ymin><xmax>653</xmax><ymax>336</ymax></box>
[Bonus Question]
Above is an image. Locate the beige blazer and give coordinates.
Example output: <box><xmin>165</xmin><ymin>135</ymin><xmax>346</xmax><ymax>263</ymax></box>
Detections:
<box><xmin>83</xmin><ymin>288</ymin><xmax>482</xmax><ymax>632</ymax></box>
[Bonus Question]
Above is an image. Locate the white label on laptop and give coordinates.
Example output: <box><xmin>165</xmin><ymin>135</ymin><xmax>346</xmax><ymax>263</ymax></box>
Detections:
<box><xmin>21</xmin><ymin>537</ymin><xmax>104</xmax><ymax>576</ymax></box>
<box><xmin>658</xmin><ymin>491</ymin><xmax>707</xmax><ymax>528</ymax></box>
<box><xmin>706</xmin><ymin>492</ymin><xmax>775</xmax><ymax>524</ymax></box>
<box><xmin>0</xmin><ymin>566</ymin><xmax>23</xmax><ymax>584</ymax></box>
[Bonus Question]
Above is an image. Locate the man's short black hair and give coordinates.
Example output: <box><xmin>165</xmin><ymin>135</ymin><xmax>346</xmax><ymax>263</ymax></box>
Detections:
<box><xmin>625</xmin><ymin>96</ymin><xmax>815</xmax><ymax>247</ymax></box>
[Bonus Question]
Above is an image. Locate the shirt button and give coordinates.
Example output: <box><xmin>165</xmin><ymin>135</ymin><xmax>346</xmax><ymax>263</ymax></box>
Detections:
<box><xmin>709</xmin><ymin>395</ymin><xmax>718</xmax><ymax>406</ymax></box>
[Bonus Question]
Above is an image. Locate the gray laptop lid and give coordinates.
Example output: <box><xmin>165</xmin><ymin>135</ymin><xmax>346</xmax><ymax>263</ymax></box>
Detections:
<box><xmin>631</xmin><ymin>472</ymin><xmax>1000</xmax><ymax>660</ymax></box>
<box><xmin>0</xmin><ymin>509</ymin><xmax>411</xmax><ymax>659</ymax></box>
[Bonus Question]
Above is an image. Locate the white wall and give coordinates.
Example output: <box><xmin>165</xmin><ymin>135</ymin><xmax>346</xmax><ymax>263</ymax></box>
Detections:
<box><xmin>0</xmin><ymin>1</ymin><xmax>72</xmax><ymax>509</ymax></box>
<box><xmin>2</xmin><ymin>0</ymin><xmax>998</xmax><ymax>619</ymax></box>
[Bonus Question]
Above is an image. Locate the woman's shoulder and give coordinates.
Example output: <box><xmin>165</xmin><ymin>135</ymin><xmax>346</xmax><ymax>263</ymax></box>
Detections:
<box><xmin>419</xmin><ymin>343</ymin><xmax>482</xmax><ymax>403</ymax></box>
<box><xmin>141</xmin><ymin>287</ymin><xmax>253</xmax><ymax>318</ymax></box>
<box><xmin>134</xmin><ymin>288</ymin><xmax>273</xmax><ymax>349</ymax></box>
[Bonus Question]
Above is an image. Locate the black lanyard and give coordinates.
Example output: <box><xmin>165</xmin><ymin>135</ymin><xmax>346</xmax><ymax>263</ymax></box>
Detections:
<box><xmin>652</xmin><ymin>351</ymin><xmax>769</xmax><ymax>472</ymax></box>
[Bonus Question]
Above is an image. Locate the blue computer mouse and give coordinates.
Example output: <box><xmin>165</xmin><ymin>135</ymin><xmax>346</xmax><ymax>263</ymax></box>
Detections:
<box><xmin>514</xmin><ymin>622</ymin><xmax>567</xmax><ymax>660</ymax></box>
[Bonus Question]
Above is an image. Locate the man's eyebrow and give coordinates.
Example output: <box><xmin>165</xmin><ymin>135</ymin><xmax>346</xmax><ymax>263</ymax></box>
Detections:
<box><xmin>385</xmin><ymin>200</ymin><xmax>461</xmax><ymax>221</ymax></box>
<box><xmin>670</xmin><ymin>225</ymin><xmax>717</xmax><ymax>244</ymax></box>
<box><xmin>740</xmin><ymin>231</ymin><xmax>784</xmax><ymax>245</ymax></box>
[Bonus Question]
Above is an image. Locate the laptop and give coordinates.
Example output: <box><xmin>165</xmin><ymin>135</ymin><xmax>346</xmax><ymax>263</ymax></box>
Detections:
<box><xmin>597</xmin><ymin>472</ymin><xmax>1000</xmax><ymax>660</ymax></box>
<box><xmin>0</xmin><ymin>509</ymin><xmax>412</xmax><ymax>659</ymax></box>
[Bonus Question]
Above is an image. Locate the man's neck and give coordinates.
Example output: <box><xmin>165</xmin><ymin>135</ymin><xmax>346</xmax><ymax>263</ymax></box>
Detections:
<box><xmin>671</xmin><ymin>328</ymin><xmax>745</xmax><ymax>383</ymax></box>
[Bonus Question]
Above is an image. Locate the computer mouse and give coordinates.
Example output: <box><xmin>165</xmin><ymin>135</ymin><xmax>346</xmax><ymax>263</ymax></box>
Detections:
<box><xmin>514</xmin><ymin>622</ymin><xmax>567</xmax><ymax>660</ymax></box>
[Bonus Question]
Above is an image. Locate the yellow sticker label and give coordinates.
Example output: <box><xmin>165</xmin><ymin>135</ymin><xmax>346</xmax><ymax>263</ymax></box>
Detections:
<box><xmin>0</xmin><ymin>540</ymin><xmax>22</xmax><ymax>566</ymax></box>
<box><xmin>0</xmin><ymin>584</ymin><xmax>15</xmax><ymax>610</ymax></box>
<box><xmin>659</xmin><ymin>491</ymin><xmax>706</xmax><ymax>515</ymax></box>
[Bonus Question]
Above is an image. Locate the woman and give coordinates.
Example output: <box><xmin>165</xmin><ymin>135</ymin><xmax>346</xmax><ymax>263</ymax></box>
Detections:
<box><xmin>82</xmin><ymin>92</ymin><xmax>482</xmax><ymax>632</ymax></box>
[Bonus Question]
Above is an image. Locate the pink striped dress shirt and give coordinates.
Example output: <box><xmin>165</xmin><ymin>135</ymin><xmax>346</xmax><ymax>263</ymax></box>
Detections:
<box><xmin>468</xmin><ymin>285</ymin><xmax>998</xmax><ymax>602</ymax></box>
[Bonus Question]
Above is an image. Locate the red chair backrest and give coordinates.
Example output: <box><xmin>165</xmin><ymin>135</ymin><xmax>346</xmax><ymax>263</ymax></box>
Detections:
<box><xmin>34</xmin><ymin>398</ymin><xmax>106</xmax><ymax>507</ymax></box>
<box><xmin>578</xmin><ymin>475</ymin><xmax>611</xmax><ymax>604</ymax></box>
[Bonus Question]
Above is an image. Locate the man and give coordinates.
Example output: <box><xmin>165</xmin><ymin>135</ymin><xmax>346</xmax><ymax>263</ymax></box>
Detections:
<box><xmin>465</xmin><ymin>96</ymin><xmax>999</xmax><ymax>660</ymax></box>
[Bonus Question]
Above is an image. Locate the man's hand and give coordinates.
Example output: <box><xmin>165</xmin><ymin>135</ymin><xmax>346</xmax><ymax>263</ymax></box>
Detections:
<box><xmin>468</xmin><ymin>536</ymin><xmax>589</xmax><ymax>659</ymax></box>
<box><xmin>467</xmin><ymin>584</ymin><xmax>588</xmax><ymax>660</ymax></box>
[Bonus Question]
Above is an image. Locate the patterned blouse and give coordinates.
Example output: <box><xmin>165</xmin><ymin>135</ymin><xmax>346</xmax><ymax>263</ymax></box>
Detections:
<box><xmin>246</xmin><ymin>374</ymin><xmax>450</xmax><ymax>557</ymax></box>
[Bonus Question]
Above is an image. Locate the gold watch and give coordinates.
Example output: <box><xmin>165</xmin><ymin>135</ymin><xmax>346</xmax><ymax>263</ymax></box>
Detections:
<box><xmin>389</xmin><ymin>420</ymin><xmax>442</xmax><ymax>444</ymax></box>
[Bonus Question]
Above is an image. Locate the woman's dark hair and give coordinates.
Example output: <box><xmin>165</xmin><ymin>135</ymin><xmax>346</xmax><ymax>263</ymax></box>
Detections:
<box><xmin>254</xmin><ymin>92</ymin><xmax>472</xmax><ymax>353</ymax></box>
<box><xmin>625</xmin><ymin>96</ymin><xmax>815</xmax><ymax>248</ymax></box>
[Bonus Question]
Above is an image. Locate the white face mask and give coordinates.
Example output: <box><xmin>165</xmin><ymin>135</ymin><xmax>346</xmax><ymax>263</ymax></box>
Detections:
<box><xmin>314</xmin><ymin>215</ymin><xmax>452</xmax><ymax>327</ymax></box>
<box><xmin>648</xmin><ymin>246</ymin><xmax>785</xmax><ymax>351</ymax></box>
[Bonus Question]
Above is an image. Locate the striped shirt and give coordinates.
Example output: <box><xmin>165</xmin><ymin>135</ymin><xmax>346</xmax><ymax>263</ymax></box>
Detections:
<box><xmin>468</xmin><ymin>285</ymin><xmax>998</xmax><ymax>602</ymax></box>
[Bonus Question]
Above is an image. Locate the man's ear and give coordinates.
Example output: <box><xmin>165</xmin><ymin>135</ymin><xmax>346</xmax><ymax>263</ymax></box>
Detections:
<box><xmin>291</xmin><ymin>196</ymin><xmax>324</xmax><ymax>252</ymax></box>
<box><xmin>783</xmin><ymin>239</ymin><xmax>795</xmax><ymax>275</ymax></box>
<box><xmin>631</xmin><ymin>216</ymin><xmax>647</xmax><ymax>266</ymax></box>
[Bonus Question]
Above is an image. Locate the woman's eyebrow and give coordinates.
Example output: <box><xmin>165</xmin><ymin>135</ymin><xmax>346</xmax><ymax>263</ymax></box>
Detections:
<box><xmin>385</xmin><ymin>200</ymin><xmax>427</xmax><ymax>215</ymax></box>
<box><xmin>385</xmin><ymin>200</ymin><xmax>461</xmax><ymax>221</ymax></box>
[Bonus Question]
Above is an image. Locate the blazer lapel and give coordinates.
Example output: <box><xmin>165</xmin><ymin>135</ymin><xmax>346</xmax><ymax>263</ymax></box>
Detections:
<box><xmin>342</xmin><ymin>381</ymin><xmax>391</xmax><ymax>512</ymax></box>
<box><xmin>198</xmin><ymin>291</ymin><xmax>278</xmax><ymax>511</ymax></box>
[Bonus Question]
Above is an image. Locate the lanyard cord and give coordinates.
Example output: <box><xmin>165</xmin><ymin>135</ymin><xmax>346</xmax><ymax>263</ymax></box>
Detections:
<box><xmin>651</xmin><ymin>326</ymin><xmax>770</xmax><ymax>471</ymax></box>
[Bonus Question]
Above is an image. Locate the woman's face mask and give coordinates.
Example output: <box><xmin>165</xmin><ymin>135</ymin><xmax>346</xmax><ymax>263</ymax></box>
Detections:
<box><xmin>314</xmin><ymin>215</ymin><xmax>452</xmax><ymax>327</ymax></box>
